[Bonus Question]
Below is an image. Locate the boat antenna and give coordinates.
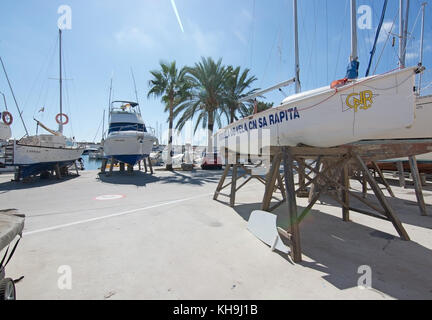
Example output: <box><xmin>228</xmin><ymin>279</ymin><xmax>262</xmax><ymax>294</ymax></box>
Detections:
<box><xmin>104</xmin><ymin>78</ymin><xmax>112</xmax><ymax>141</ymax></box>
<box><xmin>108</xmin><ymin>77</ymin><xmax>113</xmax><ymax>106</ymax></box>
<box><xmin>0</xmin><ymin>56</ymin><xmax>29</xmax><ymax>135</ymax></box>
<box><xmin>130</xmin><ymin>68</ymin><xmax>142</xmax><ymax>113</ymax></box>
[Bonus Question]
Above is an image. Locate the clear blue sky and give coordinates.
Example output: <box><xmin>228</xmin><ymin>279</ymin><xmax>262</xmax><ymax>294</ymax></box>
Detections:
<box><xmin>1</xmin><ymin>0</ymin><xmax>431</xmax><ymax>143</ymax></box>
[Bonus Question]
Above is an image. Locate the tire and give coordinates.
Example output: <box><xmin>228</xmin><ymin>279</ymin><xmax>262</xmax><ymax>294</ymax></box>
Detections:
<box><xmin>0</xmin><ymin>278</ymin><xmax>16</xmax><ymax>300</ymax></box>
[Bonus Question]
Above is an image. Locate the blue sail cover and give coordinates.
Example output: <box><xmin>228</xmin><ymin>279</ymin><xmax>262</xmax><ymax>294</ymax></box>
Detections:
<box><xmin>345</xmin><ymin>60</ymin><xmax>360</xmax><ymax>79</ymax></box>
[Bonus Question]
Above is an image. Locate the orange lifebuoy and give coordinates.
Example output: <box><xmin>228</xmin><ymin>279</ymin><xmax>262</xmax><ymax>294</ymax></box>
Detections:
<box><xmin>330</xmin><ymin>78</ymin><xmax>349</xmax><ymax>89</ymax></box>
<box><xmin>56</xmin><ymin>113</ymin><xmax>69</xmax><ymax>125</ymax></box>
<box><xmin>2</xmin><ymin>111</ymin><xmax>13</xmax><ymax>125</ymax></box>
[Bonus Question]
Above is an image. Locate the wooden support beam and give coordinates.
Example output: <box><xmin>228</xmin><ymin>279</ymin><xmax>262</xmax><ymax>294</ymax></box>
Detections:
<box><xmin>214</xmin><ymin>164</ymin><xmax>231</xmax><ymax>201</ymax></box>
<box><xmin>396</xmin><ymin>161</ymin><xmax>406</xmax><ymax>188</ymax></box>
<box><xmin>101</xmin><ymin>158</ymin><xmax>107</xmax><ymax>174</ymax></box>
<box><xmin>308</xmin><ymin>157</ymin><xmax>321</xmax><ymax>203</ymax></box>
<box><xmin>303</xmin><ymin>159</ymin><xmax>387</xmax><ymax>215</ymax></box>
<box><xmin>107</xmin><ymin>157</ymin><xmax>115</xmax><ymax>176</ymax></box>
<box><xmin>277</xmin><ymin>172</ymin><xmax>286</xmax><ymax>201</ymax></box>
<box><xmin>282</xmin><ymin>147</ymin><xmax>302</xmax><ymax>263</ymax></box>
<box><xmin>362</xmin><ymin>173</ymin><xmax>368</xmax><ymax>198</ymax></box>
<box><xmin>230</xmin><ymin>164</ymin><xmax>238</xmax><ymax>207</ymax></box>
<box><xmin>55</xmin><ymin>163</ymin><xmax>61</xmax><ymax>179</ymax></box>
<box><xmin>297</xmin><ymin>159</ymin><xmax>309</xmax><ymax>197</ymax></box>
<box><xmin>262</xmin><ymin>153</ymin><xmax>282</xmax><ymax>211</ymax></box>
<box><xmin>74</xmin><ymin>161</ymin><xmax>80</xmax><ymax>176</ymax></box>
<box><xmin>119</xmin><ymin>162</ymin><xmax>125</xmax><ymax>172</ymax></box>
<box><xmin>147</xmin><ymin>157</ymin><xmax>154</xmax><ymax>175</ymax></box>
<box><xmin>341</xmin><ymin>164</ymin><xmax>350</xmax><ymax>222</ymax></box>
<box><xmin>371</xmin><ymin>161</ymin><xmax>395</xmax><ymax>197</ymax></box>
<box><xmin>354</xmin><ymin>153</ymin><xmax>410</xmax><ymax>241</ymax></box>
<box><xmin>408</xmin><ymin>156</ymin><xmax>428</xmax><ymax>216</ymax></box>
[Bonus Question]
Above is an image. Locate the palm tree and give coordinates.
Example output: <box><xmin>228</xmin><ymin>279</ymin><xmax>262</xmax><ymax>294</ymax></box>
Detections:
<box><xmin>148</xmin><ymin>61</ymin><xmax>190</xmax><ymax>170</ymax></box>
<box><xmin>244</xmin><ymin>101</ymin><xmax>273</xmax><ymax>116</ymax></box>
<box><xmin>224</xmin><ymin>66</ymin><xmax>258</xmax><ymax>123</ymax></box>
<box><xmin>174</xmin><ymin>57</ymin><xmax>230</xmax><ymax>152</ymax></box>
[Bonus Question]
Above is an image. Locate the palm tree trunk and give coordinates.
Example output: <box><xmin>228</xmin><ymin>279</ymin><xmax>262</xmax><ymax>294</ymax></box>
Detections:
<box><xmin>207</xmin><ymin>112</ymin><xmax>214</xmax><ymax>153</ymax></box>
<box><xmin>230</xmin><ymin>107</ymin><xmax>235</xmax><ymax>124</ymax></box>
<box><xmin>167</xmin><ymin>100</ymin><xmax>174</xmax><ymax>171</ymax></box>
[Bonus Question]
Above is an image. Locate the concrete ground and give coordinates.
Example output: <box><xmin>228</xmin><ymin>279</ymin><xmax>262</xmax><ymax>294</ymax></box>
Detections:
<box><xmin>0</xmin><ymin>167</ymin><xmax>431</xmax><ymax>300</ymax></box>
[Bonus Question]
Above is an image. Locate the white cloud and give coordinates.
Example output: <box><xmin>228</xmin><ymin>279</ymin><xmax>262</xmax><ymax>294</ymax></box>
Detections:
<box><xmin>405</xmin><ymin>51</ymin><xmax>419</xmax><ymax>61</ymax></box>
<box><xmin>377</xmin><ymin>21</ymin><xmax>395</xmax><ymax>44</ymax></box>
<box><xmin>234</xmin><ymin>30</ymin><xmax>247</xmax><ymax>45</ymax></box>
<box><xmin>240</xmin><ymin>8</ymin><xmax>253</xmax><ymax>21</ymax></box>
<box><xmin>114</xmin><ymin>27</ymin><xmax>155</xmax><ymax>49</ymax></box>
<box><xmin>186</xmin><ymin>20</ymin><xmax>222</xmax><ymax>56</ymax></box>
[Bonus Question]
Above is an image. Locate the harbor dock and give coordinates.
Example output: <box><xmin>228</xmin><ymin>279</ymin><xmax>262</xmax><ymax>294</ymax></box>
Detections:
<box><xmin>1</xmin><ymin>168</ymin><xmax>431</xmax><ymax>300</ymax></box>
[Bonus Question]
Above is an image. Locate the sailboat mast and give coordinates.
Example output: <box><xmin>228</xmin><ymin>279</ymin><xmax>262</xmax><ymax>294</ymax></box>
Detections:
<box><xmin>350</xmin><ymin>0</ymin><xmax>358</xmax><ymax>62</ymax></box>
<box><xmin>0</xmin><ymin>56</ymin><xmax>29</xmax><ymax>136</ymax></box>
<box><xmin>418</xmin><ymin>2</ymin><xmax>426</xmax><ymax>95</ymax></box>
<box><xmin>403</xmin><ymin>0</ymin><xmax>410</xmax><ymax>64</ymax></box>
<box><xmin>399</xmin><ymin>0</ymin><xmax>405</xmax><ymax>68</ymax></box>
<box><xmin>293</xmin><ymin>0</ymin><xmax>300</xmax><ymax>94</ymax></box>
<box><xmin>59</xmin><ymin>29</ymin><xmax>63</xmax><ymax>134</ymax></box>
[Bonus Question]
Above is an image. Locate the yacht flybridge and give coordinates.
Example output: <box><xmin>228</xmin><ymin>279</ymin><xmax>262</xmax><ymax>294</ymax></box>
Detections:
<box><xmin>103</xmin><ymin>100</ymin><xmax>157</xmax><ymax>166</ymax></box>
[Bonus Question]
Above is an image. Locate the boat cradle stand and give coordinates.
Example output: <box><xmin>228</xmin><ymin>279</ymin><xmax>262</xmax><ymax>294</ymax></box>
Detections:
<box><xmin>214</xmin><ymin>145</ymin><xmax>416</xmax><ymax>263</ymax></box>
<box><xmin>100</xmin><ymin>156</ymin><xmax>153</xmax><ymax>176</ymax></box>
<box><xmin>368</xmin><ymin>157</ymin><xmax>428</xmax><ymax>216</ymax></box>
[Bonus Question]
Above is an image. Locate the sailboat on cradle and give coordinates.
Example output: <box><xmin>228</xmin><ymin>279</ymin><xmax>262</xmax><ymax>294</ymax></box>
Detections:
<box><xmin>372</xmin><ymin>1</ymin><xmax>432</xmax><ymax>169</ymax></box>
<box><xmin>215</xmin><ymin>0</ymin><xmax>424</xmax><ymax>157</ymax></box>
<box><xmin>5</xmin><ymin>29</ymin><xmax>83</xmax><ymax>179</ymax></box>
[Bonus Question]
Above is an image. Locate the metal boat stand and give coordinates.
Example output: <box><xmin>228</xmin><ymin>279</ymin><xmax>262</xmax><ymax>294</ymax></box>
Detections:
<box><xmin>142</xmin><ymin>156</ymin><xmax>154</xmax><ymax>174</ymax></box>
<box><xmin>100</xmin><ymin>156</ymin><xmax>154</xmax><ymax>175</ymax></box>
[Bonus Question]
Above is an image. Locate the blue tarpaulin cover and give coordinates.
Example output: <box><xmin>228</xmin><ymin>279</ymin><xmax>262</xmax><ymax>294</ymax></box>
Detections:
<box><xmin>345</xmin><ymin>60</ymin><xmax>360</xmax><ymax>79</ymax></box>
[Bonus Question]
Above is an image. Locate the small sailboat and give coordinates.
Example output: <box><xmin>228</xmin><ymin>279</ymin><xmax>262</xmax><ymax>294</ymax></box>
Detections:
<box><xmin>103</xmin><ymin>100</ymin><xmax>157</xmax><ymax>166</ymax></box>
<box><xmin>3</xmin><ymin>29</ymin><xmax>83</xmax><ymax>179</ymax></box>
<box><xmin>215</xmin><ymin>0</ymin><xmax>423</xmax><ymax>157</ymax></box>
<box><xmin>216</xmin><ymin>66</ymin><xmax>421</xmax><ymax>156</ymax></box>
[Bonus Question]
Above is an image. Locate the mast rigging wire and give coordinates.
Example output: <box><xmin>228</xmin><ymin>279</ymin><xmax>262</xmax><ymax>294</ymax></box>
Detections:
<box><xmin>365</xmin><ymin>0</ymin><xmax>389</xmax><ymax>77</ymax></box>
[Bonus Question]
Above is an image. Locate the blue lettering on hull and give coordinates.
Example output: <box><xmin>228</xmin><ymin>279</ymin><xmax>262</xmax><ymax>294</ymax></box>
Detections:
<box><xmin>224</xmin><ymin>107</ymin><xmax>301</xmax><ymax>138</ymax></box>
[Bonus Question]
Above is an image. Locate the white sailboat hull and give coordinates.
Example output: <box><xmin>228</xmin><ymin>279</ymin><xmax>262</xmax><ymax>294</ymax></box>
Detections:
<box><xmin>13</xmin><ymin>144</ymin><xmax>84</xmax><ymax>165</ymax></box>
<box><xmin>0</xmin><ymin>123</ymin><xmax>11</xmax><ymax>141</ymax></box>
<box><xmin>215</xmin><ymin>67</ymin><xmax>418</xmax><ymax>155</ymax></box>
<box><xmin>373</xmin><ymin>94</ymin><xmax>432</xmax><ymax>139</ymax></box>
<box><xmin>373</xmin><ymin>95</ymin><xmax>432</xmax><ymax>163</ymax></box>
